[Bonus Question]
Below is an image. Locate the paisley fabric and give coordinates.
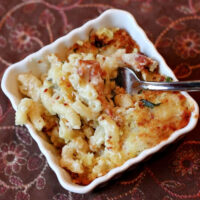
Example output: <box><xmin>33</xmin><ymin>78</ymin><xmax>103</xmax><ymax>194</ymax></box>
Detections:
<box><xmin>0</xmin><ymin>1</ymin><xmax>200</xmax><ymax>199</ymax></box>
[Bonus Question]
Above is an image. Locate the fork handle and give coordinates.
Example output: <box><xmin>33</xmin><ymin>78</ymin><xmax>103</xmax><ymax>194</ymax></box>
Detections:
<box><xmin>140</xmin><ymin>81</ymin><xmax>200</xmax><ymax>91</ymax></box>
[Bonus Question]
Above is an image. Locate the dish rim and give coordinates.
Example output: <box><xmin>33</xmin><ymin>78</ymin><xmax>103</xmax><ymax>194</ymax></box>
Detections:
<box><xmin>1</xmin><ymin>8</ymin><xmax>199</xmax><ymax>193</ymax></box>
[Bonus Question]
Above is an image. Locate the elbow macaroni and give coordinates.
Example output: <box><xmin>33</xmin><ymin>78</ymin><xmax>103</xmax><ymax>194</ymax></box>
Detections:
<box><xmin>15</xmin><ymin>27</ymin><xmax>192</xmax><ymax>185</ymax></box>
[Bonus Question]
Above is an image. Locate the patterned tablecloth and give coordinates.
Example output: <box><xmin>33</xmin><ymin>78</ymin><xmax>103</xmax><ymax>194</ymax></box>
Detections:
<box><xmin>0</xmin><ymin>0</ymin><xmax>200</xmax><ymax>199</ymax></box>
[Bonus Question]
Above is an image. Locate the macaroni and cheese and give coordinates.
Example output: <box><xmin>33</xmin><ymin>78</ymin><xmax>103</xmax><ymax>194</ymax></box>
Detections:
<box><xmin>15</xmin><ymin>28</ymin><xmax>192</xmax><ymax>185</ymax></box>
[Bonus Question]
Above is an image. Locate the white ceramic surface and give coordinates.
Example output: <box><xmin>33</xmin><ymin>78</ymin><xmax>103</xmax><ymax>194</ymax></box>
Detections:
<box><xmin>1</xmin><ymin>9</ymin><xmax>199</xmax><ymax>193</ymax></box>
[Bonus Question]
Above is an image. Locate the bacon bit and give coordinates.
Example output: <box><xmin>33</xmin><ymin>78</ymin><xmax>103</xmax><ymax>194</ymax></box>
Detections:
<box><xmin>66</xmin><ymin>82</ymin><xmax>71</xmax><ymax>87</ymax></box>
<box><xmin>99</xmin><ymin>115</ymin><xmax>105</xmax><ymax>120</ymax></box>
<box><xmin>64</xmin><ymin>103</ymin><xmax>68</xmax><ymax>106</ymax></box>
<box><xmin>135</xmin><ymin>55</ymin><xmax>149</xmax><ymax>65</ymax></box>
<box><xmin>89</xmin><ymin>62</ymin><xmax>102</xmax><ymax>77</ymax></box>
<box><xmin>108</xmin><ymin>136</ymin><xmax>112</xmax><ymax>139</ymax></box>
<box><xmin>114</xmin><ymin>115</ymin><xmax>123</xmax><ymax>127</ymax></box>
<box><xmin>101</xmin><ymin>70</ymin><xmax>107</xmax><ymax>77</ymax></box>
<box><xmin>136</xmin><ymin>55</ymin><xmax>153</xmax><ymax>69</ymax></box>
<box><xmin>56</xmin><ymin>96</ymin><xmax>60</xmax><ymax>100</ymax></box>
<box><xmin>38</xmin><ymin>60</ymin><xmax>42</xmax><ymax>63</ymax></box>
<box><xmin>43</xmin><ymin>88</ymin><xmax>48</xmax><ymax>93</ymax></box>
<box><xmin>123</xmin><ymin>53</ymin><xmax>156</xmax><ymax>72</ymax></box>
<box><xmin>105</xmin><ymin>108</ymin><xmax>114</xmax><ymax>117</ymax></box>
<box><xmin>78</xmin><ymin>60</ymin><xmax>106</xmax><ymax>81</ymax></box>
<box><xmin>116</xmin><ymin>121</ymin><xmax>122</xmax><ymax>127</ymax></box>
<box><xmin>77</xmin><ymin>65</ymin><xmax>85</xmax><ymax>77</ymax></box>
<box><xmin>78</xmin><ymin>60</ymin><xmax>106</xmax><ymax>96</ymax></box>
<box><xmin>160</xmin><ymin>76</ymin><xmax>165</xmax><ymax>82</ymax></box>
<box><xmin>107</xmin><ymin>147</ymin><xmax>112</xmax><ymax>150</ymax></box>
<box><xmin>138</xmin><ymin>101</ymin><xmax>144</xmax><ymax>108</ymax></box>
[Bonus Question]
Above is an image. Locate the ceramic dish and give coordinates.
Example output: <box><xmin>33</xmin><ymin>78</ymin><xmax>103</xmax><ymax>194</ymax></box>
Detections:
<box><xmin>1</xmin><ymin>9</ymin><xmax>199</xmax><ymax>193</ymax></box>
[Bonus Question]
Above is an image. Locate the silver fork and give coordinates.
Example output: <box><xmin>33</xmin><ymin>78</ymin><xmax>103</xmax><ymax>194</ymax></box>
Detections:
<box><xmin>115</xmin><ymin>67</ymin><xmax>200</xmax><ymax>94</ymax></box>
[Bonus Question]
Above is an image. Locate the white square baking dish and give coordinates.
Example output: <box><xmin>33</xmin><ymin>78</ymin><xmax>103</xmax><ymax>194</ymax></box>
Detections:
<box><xmin>1</xmin><ymin>9</ymin><xmax>199</xmax><ymax>193</ymax></box>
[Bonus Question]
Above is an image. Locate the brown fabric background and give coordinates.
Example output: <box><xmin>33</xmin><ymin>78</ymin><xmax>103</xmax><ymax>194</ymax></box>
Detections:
<box><xmin>0</xmin><ymin>1</ymin><xmax>200</xmax><ymax>199</ymax></box>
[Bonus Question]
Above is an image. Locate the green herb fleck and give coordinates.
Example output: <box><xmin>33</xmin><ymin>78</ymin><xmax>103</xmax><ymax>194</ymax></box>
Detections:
<box><xmin>165</xmin><ymin>76</ymin><xmax>173</xmax><ymax>82</ymax></box>
<box><xmin>88</xmin><ymin>29</ymin><xmax>94</xmax><ymax>42</ymax></box>
<box><xmin>94</xmin><ymin>38</ymin><xmax>104</xmax><ymax>48</ymax></box>
<box><xmin>140</xmin><ymin>99</ymin><xmax>161</xmax><ymax>109</ymax></box>
<box><xmin>73</xmin><ymin>48</ymin><xmax>78</xmax><ymax>53</ymax></box>
<box><xmin>47</xmin><ymin>78</ymin><xmax>52</xmax><ymax>82</ymax></box>
<box><xmin>138</xmin><ymin>89</ymin><xmax>143</xmax><ymax>94</ymax></box>
<box><xmin>49</xmin><ymin>84</ymin><xmax>58</xmax><ymax>89</ymax></box>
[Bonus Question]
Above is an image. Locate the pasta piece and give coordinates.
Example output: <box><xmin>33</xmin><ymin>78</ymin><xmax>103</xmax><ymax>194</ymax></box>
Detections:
<box><xmin>98</xmin><ymin>115</ymin><xmax>121</xmax><ymax>151</ymax></box>
<box><xmin>60</xmin><ymin>137</ymin><xmax>89</xmax><ymax>174</ymax></box>
<box><xmin>15</xmin><ymin>98</ymin><xmax>33</xmax><ymax>125</ymax></box>
<box><xmin>18</xmin><ymin>74</ymin><xmax>42</xmax><ymax>101</ymax></box>
<box><xmin>16</xmin><ymin>98</ymin><xmax>50</xmax><ymax>131</ymax></box>
<box><xmin>28</xmin><ymin>102</ymin><xmax>46</xmax><ymax>131</ymax></box>
<box><xmin>69</xmin><ymin>74</ymin><xmax>98</xmax><ymax>100</ymax></box>
<box><xmin>69</xmin><ymin>74</ymin><xmax>102</xmax><ymax>113</ymax></box>
<box><xmin>40</xmin><ymin>90</ymin><xmax>81</xmax><ymax>129</ymax></box>
<box><xmin>71</xmin><ymin>99</ymin><xmax>97</xmax><ymax>121</ymax></box>
<box><xmin>46</xmin><ymin>127</ymin><xmax>65</xmax><ymax>148</ymax></box>
<box><xmin>59</xmin><ymin>119</ymin><xmax>78</xmax><ymax>142</ymax></box>
<box><xmin>89</xmin><ymin>126</ymin><xmax>105</xmax><ymax>152</ymax></box>
<box><xmin>61</xmin><ymin>144</ymin><xmax>84</xmax><ymax>174</ymax></box>
<box><xmin>46</xmin><ymin>56</ymin><xmax>62</xmax><ymax>83</ymax></box>
<box><xmin>114</xmin><ymin>94</ymin><xmax>133</xmax><ymax>108</ymax></box>
<box><xmin>82</xmin><ymin>126</ymin><xmax>94</xmax><ymax>139</ymax></box>
<box><xmin>53</xmin><ymin>104</ymin><xmax>81</xmax><ymax>129</ymax></box>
